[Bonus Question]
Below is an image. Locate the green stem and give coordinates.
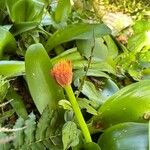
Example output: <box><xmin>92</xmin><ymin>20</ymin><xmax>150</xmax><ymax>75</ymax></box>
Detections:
<box><xmin>64</xmin><ymin>85</ymin><xmax>92</xmax><ymax>143</ymax></box>
<box><xmin>148</xmin><ymin>120</ymin><xmax>150</xmax><ymax>150</ymax></box>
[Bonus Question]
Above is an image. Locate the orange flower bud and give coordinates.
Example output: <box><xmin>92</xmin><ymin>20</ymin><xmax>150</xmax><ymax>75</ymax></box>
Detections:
<box><xmin>51</xmin><ymin>60</ymin><xmax>73</xmax><ymax>87</ymax></box>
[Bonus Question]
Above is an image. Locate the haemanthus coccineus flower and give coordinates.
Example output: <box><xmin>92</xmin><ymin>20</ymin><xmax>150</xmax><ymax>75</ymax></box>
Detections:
<box><xmin>51</xmin><ymin>60</ymin><xmax>73</xmax><ymax>87</ymax></box>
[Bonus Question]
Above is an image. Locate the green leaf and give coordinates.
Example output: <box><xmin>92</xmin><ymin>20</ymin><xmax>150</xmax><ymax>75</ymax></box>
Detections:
<box><xmin>62</xmin><ymin>121</ymin><xmax>80</xmax><ymax>150</ymax></box>
<box><xmin>92</xmin><ymin>80</ymin><xmax>150</xmax><ymax>129</ymax></box>
<box><xmin>127</xmin><ymin>32</ymin><xmax>150</xmax><ymax>52</ymax></box>
<box><xmin>103</xmin><ymin>35</ymin><xmax>118</xmax><ymax>58</ymax></box>
<box><xmin>82</xmin><ymin>142</ymin><xmax>101</xmax><ymax>150</ymax></box>
<box><xmin>54</xmin><ymin>0</ymin><xmax>71</xmax><ymax>24</ymax></box>
<box><xmin>98</xmin><ymin>122</ymin><xmax>148</xmax><ymax>150</ymax></box>
<box><xmin>45</xmin><ymin>23</ymin><xmax>111</xmax><ymax>52</ymax></box>
<box><xmin>58</xmin><ymin>100</ymin><xmax>72</xmax><ymax>111</ymax></box>
<box><xmin>73</xmin><ymin>69</ymin><xmax>110</xmax><ymax>87</ymax></box>
<box><xmin>6</xmin><ymin>86</ymin><xmax>28</xmax><ymax>119</ymax></box>
<box><xmin>101</xmin><ymin>79</ymin><xmax>119</xmax><ymax>100</ymax></box>
<box><xmin>0</xmin><ymin>61</ymin><xmax>25</xmax><ymax>77</ymax></box>
<box><xmin>0</xmin><ymin>27</ymin><xmax>16</xmax><ymax>58</ymax></box>
<box><xmin>76</xmin><ymin>38</ymin><xmax>108</xmax><ymax>61</ymax></box>
<box><xmin>6</xmin><ymin>0</ymin><xmax>44</xmax><ymax>23</ymax></box>
<box><xmin>81</xmin><ymin>81</ymin><xmax>103</xmax><ymax>106</ymax></box>
<box><xmin>133</xmin><ymin>20</ymin><xmax>150</xmax><ymax>33</ymax></box>
<box><xmin>25</xmin><ymin>43</ymin><xmax>64</xmax><ymax>114</ymax></box>
<box><xmin>78</xmin><ymin>98</ymin><xmax>98</xmax><ymax>115</ymax></box>
<box><xmin>10</xmin><ymin>22</ymin><xmax>39</xmax><ymax>36</ymax></box>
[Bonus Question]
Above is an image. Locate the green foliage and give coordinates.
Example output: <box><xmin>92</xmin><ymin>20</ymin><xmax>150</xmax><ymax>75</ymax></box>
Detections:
<box><xmin>98</xmin><ymin>122</ymin><xmax>148</xmax><ymax>150</ymax></box>
<box><xmin>91</xmin><ymin>80</ymin><xmax>150</xmax><ymax>129</ymax></box>
<box><xmin>0</xmin><ymin>27</ymin><xmax>16</xmax><ymax>58</ymax></box>
<box><xmin>45</xmin><ymin>23</ymin><xmax>111</xmax><ymax>52</ymax></box>
<box><xmin>25</xmin><ymin>43</ymin><xmax>64</xmax><ymax>114</ymax></box>
<box><xmin>62</xmin><ymin>121</ymin><xmax>80</xmax><ymax>150</ymax></box>
<box><xmin>0</xmin><ymin>61</ymin><xmax>25</xmax><ymax>77</ymax></box>
<box><xmin>0</xmin><ymin>107</ymin><xmax>63</xmax><ymax>150</ymax></box>
<box><xmin>6</xmin><ymin>0</ymin><xmax>44</xmax><ymax>23</ymax></box>
<box><xmin>6</xmin><ymin>86</ymin><xmax>28</xmax><ymax>119</ymax></box>
<box><xmin>54</xmin><ymin>0</ymin><xmax>72</xmax><ymax>25</ymax></box>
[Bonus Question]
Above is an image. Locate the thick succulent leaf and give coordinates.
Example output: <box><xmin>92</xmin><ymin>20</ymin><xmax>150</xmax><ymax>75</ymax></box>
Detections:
<box><xmin>98</xmin><ymin>122</ymin><xmax>148</xmax><ymax>150</ymax></box>
<box><xmin>0</xmin><ymin>27</ymin><xmax>16</xmax><ymax>58</ymax></box>
<box><xmin>101</xmin><ymin>79</ymin><xmax>119</xmax><ymax>101</ymax></box>
<box><xmin>0</xmin><ymin>61</ymin><xmax>25</xmax><ymax>77</ymax></box>
<box><xmin>92</xmin><ymin>80</ymin><xmax>150</xmax><ymax>129</ymax></box>
<box><xmin>25</xmin><ymin>43</ymin><xmax>64</xmax><ymax>113</ymax></box>
<box><xmin>54</xmin><ymin>0</ymin><xmax>71</xmax><ymax>24</ymax></box>
<box><xmin>6</xmin><ymin>0</ymin><xmax>44</xmax><ymax>23</ymax></box>
<box><xmin>45</xmin><ymin>23</ymin><xmax>111</xmax><ymax>52</ymax></box>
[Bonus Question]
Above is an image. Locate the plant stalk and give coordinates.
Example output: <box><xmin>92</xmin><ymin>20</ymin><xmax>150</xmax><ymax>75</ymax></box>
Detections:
<box><xmin>64</xmin><ymin>85</ymin><xmax>92</xmax><ymax>143</ymax></box>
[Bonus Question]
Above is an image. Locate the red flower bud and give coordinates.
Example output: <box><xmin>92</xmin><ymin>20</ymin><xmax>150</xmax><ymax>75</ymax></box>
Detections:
<box><xmin>51</xmin><ymin>60</ymin><xmax>73</xmax><ymax>87</ymax></box>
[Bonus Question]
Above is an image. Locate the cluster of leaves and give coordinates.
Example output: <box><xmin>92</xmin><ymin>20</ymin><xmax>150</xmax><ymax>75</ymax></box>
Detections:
<box><xmin>0</xmin><ymin>0</ymin><xmax>150</xmax><ymax>149</ymax></box>
<box><xmin>0</xmin><ymin>107</ymin><xmax>64</xmax><ymax>150</ymax></box>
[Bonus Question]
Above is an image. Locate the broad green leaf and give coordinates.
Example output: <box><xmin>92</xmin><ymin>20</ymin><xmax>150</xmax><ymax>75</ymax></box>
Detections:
<box><xmin>98</xmin><ymin>122</ymin><xmax>148</xmax><ymax>150</ymax></box>
<box><xmin>54</xmin><ymin>0</ymin><xmax>71</xmax><ymax>24</ymax></box>
<box><xmin>25</xmin><ymin>43</ymin><xmax>64</xmax><ymax>113</ymax></box>
<box><xmin>127</xmin><ymin>31</ymin><xmax>150</xmax><ymax>52</ymax></box>
<box><xmin>133</xmin><ymin>20</ymin><xmax>150</xmax><ymax>33</ymax></box>
<box><xmin>62</xmin><ymin>121</ymin><xmax>80</xmax><ymax>150</ymax></box>
<box><xmin>0</xmin><ymin>27</ymin><xmax>16</xmax><ymax>58</ymax></box>
<box><xmin>103</xmin><ymin>35</ymin><xmax>118</xmax><ymax>58</ymax></box>
<box><xmin>73</xmin><ymin>69</ymin><xmax>110</xmax><ymax>87</ymax></box>
<box><xmin>6</xmin><ymin>86</ymin><xmax>28</xmax><ymax>119</ymax></box>
<box><xmin>6</xmin><ymin>0</ymin><xmax>44</xmax><ymax>23</ymax></box>
<box><xmin>81</xmin><ymin>81</ymin><xmax>103</xmax><ymax>106</ymax></box>
<box><xmin>76</xmin><ymin>38</ymin><xmax>108</xmax><ymax>61</ymax></box>
<box><xmin>82</xmin><ymin>142</ymin><xmax>101</xmax><ymax>150</ymax></box>
<box><xmin>10</xmin><ymin>22</ymin><xmax>39</xmax><ymax>36</ymax></box>
<box><xmin>45</xmin><ymin>23</ymin><xmax>111</xmax><ymax>52</ymax></box>
<box><xmin>92</xmin><ymin>80</ymin><xmax>150</xmax><ymax>129</ymax></box>
<box><xmin>101</xmin><ymin>79</ymin><xmax>119</xmax><ymax>100</ymax></box>
<box><xmin>51</xmin><ymin>48</ymin><xmax>83</xmax><ymax>65</ymax></box>
<box><xmin>0</xmin><ymin>61</ymin><xmax>25</xmax><ymax>77</ymax></box>
<box><xmin>73</xmin><ymin>60</ymin><xmax>116</xmax><ymax>74</ymax></box>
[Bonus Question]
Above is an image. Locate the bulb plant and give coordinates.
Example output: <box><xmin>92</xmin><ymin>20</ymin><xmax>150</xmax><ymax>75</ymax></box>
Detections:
<box><xmin>51</xmin><ymin>60</ymin><xmax>92</xmax><ymax>143</ymax></box>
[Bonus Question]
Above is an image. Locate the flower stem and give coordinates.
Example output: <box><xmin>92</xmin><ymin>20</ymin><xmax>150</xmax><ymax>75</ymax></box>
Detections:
<box><xmin>64</xmin><ymin>85</ymin><xmax>92</xmax><ymax>143</ymax></box>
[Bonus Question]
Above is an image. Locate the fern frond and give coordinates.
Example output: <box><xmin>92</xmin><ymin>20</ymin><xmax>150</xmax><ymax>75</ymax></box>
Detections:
<box><xmin>0</xmin><ymin>107</ymin><xmax>64</xmax><ymax>150</ymax></box>
<box><xmin>13</xmin><ymin>117</ymin><xmax>25</xmax><ymax>149</ymax></box>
